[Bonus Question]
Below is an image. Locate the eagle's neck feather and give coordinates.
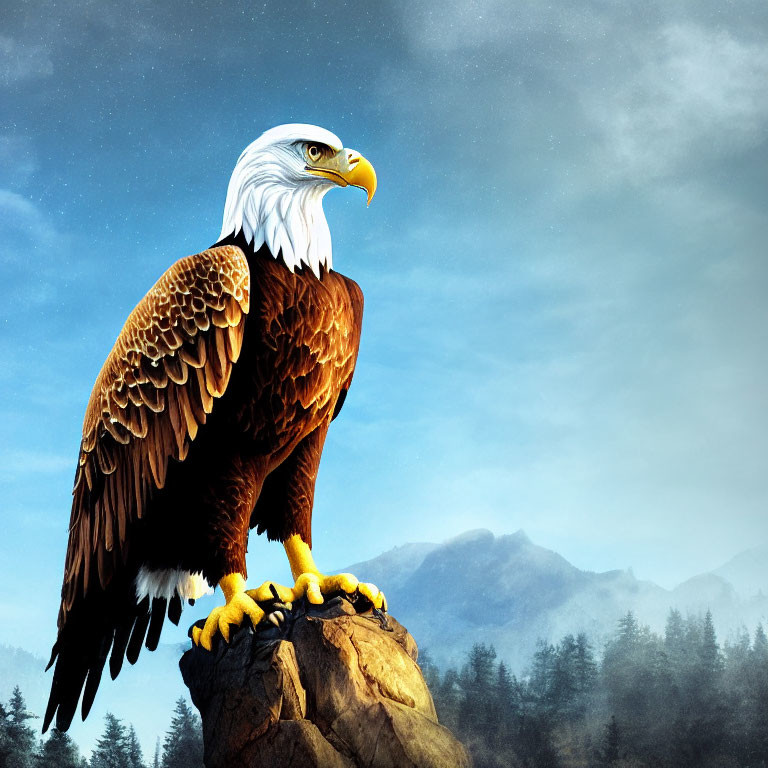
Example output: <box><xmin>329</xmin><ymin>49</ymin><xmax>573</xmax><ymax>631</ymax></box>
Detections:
<box><xmin>219</xmin><ymin>167</ymin><xmax>335</xmax><ymax>279</ymax></box>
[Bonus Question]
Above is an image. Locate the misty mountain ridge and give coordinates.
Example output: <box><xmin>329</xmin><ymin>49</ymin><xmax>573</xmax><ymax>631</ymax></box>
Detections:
<box><xmin>712</xmin><ymin>544</ymin><xmax>768</xmax><ymax>598</ymax></box>
<box><xmin>4</xmin><ymin>528</ymin><xmax>766</xmax><ymax>757</ymax></box>
<box><xmin>349</xmin><ymin>528</ymin><xmax>768</xmax><ymax>670</ymax></box>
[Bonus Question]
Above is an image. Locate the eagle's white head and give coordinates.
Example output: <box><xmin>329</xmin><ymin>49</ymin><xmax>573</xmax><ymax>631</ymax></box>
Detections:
<box><xmin>219</xmin><ymin>123</ymin><xmax>377</xmax><ymax>278</ymax></box>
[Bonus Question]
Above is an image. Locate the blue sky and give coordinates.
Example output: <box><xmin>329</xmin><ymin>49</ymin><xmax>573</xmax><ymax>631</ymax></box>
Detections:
<box><xmin>2</xmin><ymin>0</ymin><xmax>768</xmax><ymax>669</ymax></box>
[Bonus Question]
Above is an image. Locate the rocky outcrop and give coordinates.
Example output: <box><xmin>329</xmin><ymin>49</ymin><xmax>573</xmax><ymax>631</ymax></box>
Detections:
<box><xmin>180</xmin><ymin>595</ymin><xmax>470</xmax><ymax>768</ymax></box>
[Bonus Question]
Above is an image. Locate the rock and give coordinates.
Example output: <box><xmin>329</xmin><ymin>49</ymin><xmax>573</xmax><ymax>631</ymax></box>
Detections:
<box><xmin>180</xmin><ymin>595</ymin><xmax>470</xmax><ymax>768</ymax></box>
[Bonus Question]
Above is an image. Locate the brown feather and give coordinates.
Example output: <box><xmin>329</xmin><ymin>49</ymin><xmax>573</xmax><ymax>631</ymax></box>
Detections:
<box><xmin>143</xmin><ymin>360</ymin><xmax>169</xmax><ymax>389</ymax></box>
<box><xmin>138</xmin><ymin>381</ymin><xmax>164</xmax><ymax>413</ymax></box>
<box><xmin>196</xmin><ymin>365</ymin><xmax>214</xmax><ymax>413</ymax></box>
<box><xmin>104</xmin><ymin>486</ymin><xmax>114</xmax><ymax>552</ymax></box>
<box><xmin>126</xmin><ymin>384</ymin><xmax>143</xmax><ymax>408</ymax></box>
<box><xmin>175</xmin><ymin>384</ymin><xmax>198</xmax><ymax>441</ymax></box>
<box><xmin>226</xmin><ymin>323</ymin><xmax>242</xmax><ymax>362</ymax></box>
<box><xmin>214</xmin><ymin>327</ymin><xmax>228</xmax><ymax>378</ymax></box>
<box><xmin>166</xmin><ymin>388</ymin><xmax>185</xmax><ymax>457</ymax></box>
<box><xmin>104</xmin><ymin>417</ymin><xmax>131</xmax><ymax>445</ymax></box>
<box><xmin>164</xmin><ymin>356</ymin><xmax>188</xmax><ymax>385</ymax></box>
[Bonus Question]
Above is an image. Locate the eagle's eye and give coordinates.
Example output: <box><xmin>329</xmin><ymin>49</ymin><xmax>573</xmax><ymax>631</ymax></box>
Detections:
<box><xmin>307</xmin><ymin>145</ymin><xmax>322</xmax><ymax>162</ymax></box>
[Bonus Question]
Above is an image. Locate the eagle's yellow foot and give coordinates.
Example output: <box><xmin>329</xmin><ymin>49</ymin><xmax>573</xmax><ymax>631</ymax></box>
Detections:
<box><xmin>283</xmin><ymin>533</ymin><xmax>386</xmax><ymax>610</ymax></box>
<box><xmin>292</xmin><ymin>570</ymin><xmax>387</xmax><ymax>610</ymax></box>
<box><xmin>191</xmin><ymin>573</ymin><xmax>263</xmax><ymax>651</ymax></box>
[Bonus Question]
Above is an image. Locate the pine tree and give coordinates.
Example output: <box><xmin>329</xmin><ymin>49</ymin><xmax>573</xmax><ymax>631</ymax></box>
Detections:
<box><xmin>495</xmin><ymin>660</ymin><xmax>518</xmax><ymax>719</ymax></box>
<box><xmin>457</xmin><ymin>644</ymin><xmax>497</xmax><ymax>738</ymax></box>
<box><xmin>161</xmin><ymin>699</ymin><xmax>203</xmax><ymax>768</ymax></box>
<box><xmin>616</xmin><ymin>611</ymin><xmax>640</xmax><ymax>650</ymax></box>
<box><xmin>35</xmin><ymin>729</ymin><xmax>80</xmax><ymax>768</ymax></box>
<box><xmin>90</xmin><ymin>712</ymin><xmax>130</xmax><ymax>768</ymax></box>
<box><xmin>434</xmin><ymin>668</ymin><xmax>460</xmax><ymax>731</ymax></box>
<box><xmin>723</xmin><ymin>627</ymin><xmax>752</xmax><ymax>764</ymax></box>
<box><xmin>127</xmin><ymin>725</ymin><xmax>145</xmax><ymax>768</ymax></box>
<box><xmin>0</xmin><ymin>698</ymin><xmax>11</xmax><ymax>768</ymax></box>
<box><xmin>491</xmin><ymin>659</ymin><xmax>521</xmax><ymax>759</ymax></box>
<box><xmin>152</xmin><ymin>738</ymin><xmax>161</xmax><ymax>768</ymax></box>
<box><xmin>551</xmin><ymin>634</ymin><xmax>579</xmax><ymax>719</ymax></box>
<box><xmin>699</xmin><ymin>610</ymin><xmax>723</xmax><ymax>677</ymax></box>
<box><xmin>665</xmin><ymin>609</ymin><xmax>685</xmax><ymax>651</ymax></box>
<box><xmin>574</xmin><ymin>633</ymin><xmax>598</xmax><ymax>705</ymax></box>
<box><xmin>690</xmin><ymin>611</ymin><xmax>726</xmax><ymax>761</ymax></box>
<box><xmin>599</xmin><ymin>716</ymin><xmax>620</xmax><ymax>765</ymax></box>
<box><xmin>417</xmin><ymin>648</ymin><xmax>441</xmax><ymax>695</ymax></box>
<box><xmin>747</xmin><ymin>624</ymin><xmax>768</xmax><ymax>763</ymax></box>
<box><xmin>723</xmin><ymin>627</ymin><xmax>751</xmax><ymax>693</ymax></box>
<box><xmin>529</xmin><ymin>640</ymin><xmax>557</xmax><ymax>710</ymax></box>
<box><xmin>754</xmin><ymin>624</ymin><xmax>768</xmax><ymax>663</ymax></box>
<box><xmin>4</xmin><ymin>686</ymin><xmax>37</xmax><ymax>768</ymax></box>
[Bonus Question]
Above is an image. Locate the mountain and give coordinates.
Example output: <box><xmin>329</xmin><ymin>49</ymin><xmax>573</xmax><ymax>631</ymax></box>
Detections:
<box><xmin>349</xmin><ymin>529</ymin><xmax>768</xmax><ymax>671</ymax></box>
<box><xmin>712</xmin><ymin>545</ymin><xmax>768</xmax><ymax>598</ymax></box>
<box><xmin>344</xmin><ymin>541</ymin><xmax>438</xmax><ymax>593</ymax></box>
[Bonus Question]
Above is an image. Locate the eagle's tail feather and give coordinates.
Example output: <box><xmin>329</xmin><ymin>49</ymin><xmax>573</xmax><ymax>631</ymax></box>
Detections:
<box><xmin>145</xmin><ymin>597</ymin><xmax>167</xmax><ymax>651</ymax></box>
<box><xmin>44</xmin><ymin>580</ymin><xmax>150</xmax><ymax>732</ymax></box>
<box><xmin>43</xmin><ymin>611</ymin><xmax>108</xmax><ymax>733</ymax></box>
<box><xmin>109</xmin><ymin>616</ymin><xmax>134</xmax><ymax>680</ymax></box>
<box><xmin>126</xmin><ymin>597</ymin><xmax>151</xmax><ymax>665</ymax></box>
<box><xmin>168</xmin><ymin>593</ymin><xmax>183</xmax><ymax>625</ymax></box>
<box><xmin>81</xmin><ymin>632</ymin><xmax>113</xmax><ymax>721</ymax></box>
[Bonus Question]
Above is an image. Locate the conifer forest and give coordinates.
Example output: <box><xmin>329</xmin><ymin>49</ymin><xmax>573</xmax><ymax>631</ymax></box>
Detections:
<box><xmin>2</xmin><ymin>609</ymin><xmax>768</xmax><ymax>767</ymax></box>
<box><xmin>423</xmin><ymin>609</ymin><xmax>768</xmax><ymax>768</ymax></box>
<box><xmin>0</xmin><ymin>694</ymin><xmax>203</xmax><ymax>768</ymax></box>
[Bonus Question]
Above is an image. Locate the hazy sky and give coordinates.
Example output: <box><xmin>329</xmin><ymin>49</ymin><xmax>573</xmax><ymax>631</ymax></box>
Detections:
<box><xmin>2</xmin><ymin>0</ymin><xmax>767</xmax><ymax>668</ymax></box>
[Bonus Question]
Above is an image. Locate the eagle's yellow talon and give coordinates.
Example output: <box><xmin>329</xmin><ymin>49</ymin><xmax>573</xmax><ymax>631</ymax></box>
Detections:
<box><xmin>306</xmin><ymin>581</ymin><xmax>323</xmax><ymax>604</ymax></box>
<box><xmin>291</xmin><ymin>573</ymin><xmax>323</xmax><ymax>604</ymax></box>
<box><xmin>246</xmin><ymin>581</ymin><xmax>294</xmax><ymax>603</ymax></box>
<box><xmin>324</xmin><ymin>572</ymin><xmax>359</xmax><ymax>593</ymax></box>
<box><xmin>193</xmin><ymin>574</ymin><xmax>264</xmax><ymax>651</ymax></box>
<box><xmin>358</xmin><ymin>581</ymin><xmax>384</xmax><ymax>609</ymax></box>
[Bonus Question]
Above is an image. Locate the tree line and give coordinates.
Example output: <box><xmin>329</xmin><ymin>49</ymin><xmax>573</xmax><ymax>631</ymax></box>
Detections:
<box><xmin>422</xmin><ymin>609</ymin><xmax>768</xmax><ymax>768</ymax></box>
<box><xmin>0</xmin><ymin>692</ymin><xmax>203</xmax><ymax>768</ymax></box>
<box><xmin>4</xmin><ymin>607</ymin><xmax>767</xmax><ymax>767</ymax></box>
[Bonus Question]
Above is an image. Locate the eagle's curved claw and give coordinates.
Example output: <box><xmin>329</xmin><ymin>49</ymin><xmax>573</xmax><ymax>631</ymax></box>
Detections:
<box><xmin>289</xmin><ymin>572</ymin><xmax>386</xmax><ymax>610</ymax></box>
<box><xmin>192</xmin><ymin>585</ymin><xmax>264</xmax><ymax>651</ymax></box>
<box><xmin>358</xmin><ymin>582</ymin><xmax>387</xmax><ymax>611</ymax></box>
<box><xmin>246</xmin><ymin>581</ymin><xmax>294</xmax><ymax>603</ymax></box>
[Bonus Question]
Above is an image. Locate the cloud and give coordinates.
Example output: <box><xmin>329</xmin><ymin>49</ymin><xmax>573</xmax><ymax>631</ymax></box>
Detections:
<box><xmin>0</xmin><ymin>190</ymin><xmax>72</xmax><ymax>315</ymax></box>
<box><xmin>0</xmin><ymin>35</ymin><xmax>53</xmax><ymax>86</ymax></box>
<box><xmin>388</xmin><ymin>1</ymin><xmax>768</xmax><ymax>201</ymax></box>
<box><xmin>398</xmin><ymin>0</ymin><xmax>608</xmax><ymax>52</ymax></box>
<box><xmin>583</xmin><ymin>23</ymin><xmax>768</xmax><ymax>183</ymax></box>
<box><xmin>0</xmin><ymin>189</ymin><xmax>59</xmax><ymax>249</ymax></box>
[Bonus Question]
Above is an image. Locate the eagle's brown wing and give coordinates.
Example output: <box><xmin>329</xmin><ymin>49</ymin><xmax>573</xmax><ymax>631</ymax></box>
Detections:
<box><xmin>44</xmin><ymin>245</ymin><xmax>249</xmax><ymax>732</ymax></box>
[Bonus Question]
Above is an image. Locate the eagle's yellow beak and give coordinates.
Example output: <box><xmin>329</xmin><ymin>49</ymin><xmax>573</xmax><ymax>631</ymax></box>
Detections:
<box><xmin>305</xmin><ymin>149</ymin><xmax>377</xmax><ymax>205</ymax></box>
<box><xmin>340</xmin><ymin>150</ymin><xmax>377</xmax><ymax>205</ymax></box>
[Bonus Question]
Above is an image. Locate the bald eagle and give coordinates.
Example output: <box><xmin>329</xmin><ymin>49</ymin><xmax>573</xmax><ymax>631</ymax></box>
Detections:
<box><xmin>43</xmin><ymin>124</ymin><xmax>383</xmax><ymax>733</ymax></box>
